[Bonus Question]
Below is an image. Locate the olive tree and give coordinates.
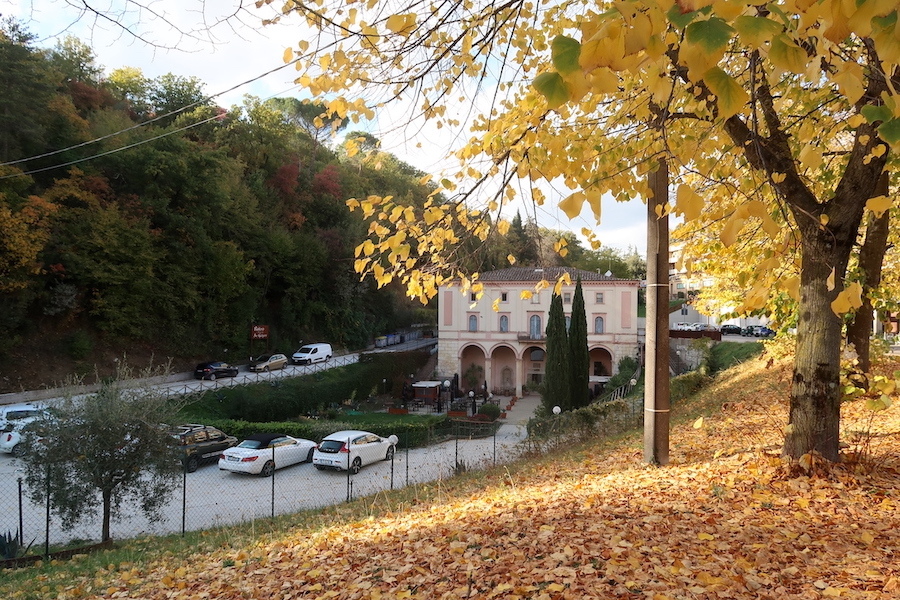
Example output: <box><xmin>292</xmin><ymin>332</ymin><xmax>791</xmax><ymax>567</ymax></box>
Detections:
<box><xmin>22</xmin><ymin>368</ymin><xmax>183</xmax><ymax>542</ymax></box>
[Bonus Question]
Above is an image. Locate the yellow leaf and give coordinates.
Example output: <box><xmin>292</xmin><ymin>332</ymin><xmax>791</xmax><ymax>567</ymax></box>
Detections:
<box><xmin>507</xmin><ymin>254</ymin><xmax>517</xmax><ymax>265</ymax></box>
<box><xmin>822</xmin><ymin>587</ymin><xmax>842</xmax><ymax>597</ymax></box>
<box><xmin>559</xmin><ymin>191</ymin><xmax>585</xmax><ymax>219</ymax></box>
<box><xmin>283</xmin><ymin>47</ymin><xmax>294</xmax><ymax>63</ymax></box>
<box><xmin>520</xmin><ymin>290</ymin><xmax>533</xmax><ymax>300</ymax></box>
<box><xmin>831</xmin><ymin>281</ymin><xmax>863</xmax><ymax>315</ymax></box>
<box><xmin>385</xmin><ymin>13</ymin><xmax>416</xmax><ymax>35</ymax></box>
<box><xmin>860</xmin><ymin>531</ymin><xmax>875</xmax><ymax>545</ymax></box>
<box><xmin>703</xmin><ymin>67</ymin><xmax>748</xmax><ymax>120</ymax></box>
<box><xmin>827</xmin><ymin>268</ymin><xmax>836</xmax><ymax>291</ymax></box>
<box><xmin>697</xmin><ymin>532</ymin><xmax>715</xmax><ymax>540</ymax></box>
<box><xmin>693</xmin><ymin>416</ymin><xmax>704</xmax><ymax>429</ymax></box>
<box><xmin>676</xmin><ymin>184</ymin><xmax>705</xmax><ymax>220</ymax></box>
<box><xmin>866</xmin><ymin>194</ymin><xmax>892</xmax><ymax>217</ymax></box>
<box><xmin>820</xmin><ymin>213</ymin><xmax>830</xmax><ymax>225</ymax></box>
<box><xmin>720</xmin><ymin>213</ymin><xmax>746</xmax><ymax>247</ymax></box>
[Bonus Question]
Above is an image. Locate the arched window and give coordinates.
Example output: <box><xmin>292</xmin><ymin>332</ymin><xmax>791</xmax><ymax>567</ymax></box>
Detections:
<box><xmin>468</xmin><ymin>315</ymin><xmax>478</xmax><ymax>332</ymax></box>
<box><xmin>529</xmin><ymin>315</ymin><xmax>542</xmax><ymax>338</ymax></box>
<box><xmin>594</xmin><ymin>316</ymin><xmax>605</xmax><ymax>334</ymax></box>
<box><xmin>499</xmin><ymin>315</ymin><xmax>509</xmax><ymax>332</ymax></box>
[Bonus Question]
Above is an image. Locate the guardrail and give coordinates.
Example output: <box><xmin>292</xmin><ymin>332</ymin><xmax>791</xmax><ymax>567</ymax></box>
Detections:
<box><xmin>157</xmin><ymin>354</ymin><xmax>361</xmax><ymax>398</ymax></box>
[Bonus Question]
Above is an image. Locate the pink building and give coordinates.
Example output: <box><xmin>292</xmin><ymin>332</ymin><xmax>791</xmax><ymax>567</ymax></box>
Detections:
<box><xmin>437</xmin><ymin>267</ymin><xmax>641</xmax><ymax>397</ymax></box>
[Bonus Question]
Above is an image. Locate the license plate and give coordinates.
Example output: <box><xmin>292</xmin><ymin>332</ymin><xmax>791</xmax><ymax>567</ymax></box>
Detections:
<box><xmin>226</xmin><ymin>456</ymin><xmax>239</xmax><ymax>462</ymax></box>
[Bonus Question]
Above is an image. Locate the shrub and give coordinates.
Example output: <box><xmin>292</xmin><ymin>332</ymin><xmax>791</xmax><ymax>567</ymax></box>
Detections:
<box><xmin>477</xmin><ymin>402</ymin><xmax>501</xmax><ymax>421</ymax></box>
<box><xmin>67</xmin><ymin>331</ymin><xmax>93</xmax><ymax>361</ymax></box>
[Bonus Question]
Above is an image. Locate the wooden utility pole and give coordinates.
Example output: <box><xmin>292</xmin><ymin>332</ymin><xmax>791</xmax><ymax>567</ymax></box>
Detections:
<box><xmin>644</xmin><ymin>158</ymin><xmax>670</xmax><ymax>465</ymax></box>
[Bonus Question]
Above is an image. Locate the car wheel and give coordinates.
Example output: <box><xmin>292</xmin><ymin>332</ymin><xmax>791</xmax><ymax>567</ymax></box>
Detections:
<box><xmin>306</xmin><ymin>448</ymin><xmax>315</xmax><ymax>462</ymax></box>
<box><xmin>209</xmin><ymin>373</ymin><xmax>217</xmax><ymax>381</ymax></box>
<box><xmin>350</xmin><ymin>457</ymin><xmax>362</xmax><ymax>475</ymax></box>
<box><xmin>186</xmin><ymin>455</ymin><xmax>200</xmax><ymax>473</ymax></box>
<box><xmin>264</xmin><ymin>366</ymin><xmax>270</xmax><ymax>372</ymax></box>
<box><xmin>260</xmin><ymin>460</ymin><xmax>275</xmax><ymax>477</ymax></box>
<box><xmin>385</xmin><ymin>445</ymin><xmax>395</xmax><ymax>461</ymax></box>
<box><xmin>10</xmin><ymin>444</ymin><xmax>25</xmax><ymax>458</ymax></box>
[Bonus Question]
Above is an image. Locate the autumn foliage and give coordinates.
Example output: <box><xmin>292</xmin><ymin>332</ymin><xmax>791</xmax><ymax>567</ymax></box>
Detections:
<box><xmin>14</xmin><ymin>354</ymin><xmax>898</xmax><ymax>599</ymax></box>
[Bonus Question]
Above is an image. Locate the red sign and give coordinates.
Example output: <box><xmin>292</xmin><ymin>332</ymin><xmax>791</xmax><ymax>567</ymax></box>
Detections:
<box><xmin>251</xmin><ymin>325</ymin><xmax>269</xmax><ymax>340</ymax></box>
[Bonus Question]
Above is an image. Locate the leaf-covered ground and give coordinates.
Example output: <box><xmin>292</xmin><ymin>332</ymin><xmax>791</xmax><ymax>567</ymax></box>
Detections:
<box><xmin>19</xmin><ymin>357</ymin><xmax>900</xmax><ymax>599</ymax></box>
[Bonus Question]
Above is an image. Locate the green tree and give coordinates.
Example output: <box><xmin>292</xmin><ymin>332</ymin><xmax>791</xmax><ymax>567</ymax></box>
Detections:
<box><xmin>543</xmin><ymin>293</ymin><xmax>570</xmax><ymax>412</ymax></box>
<box><xmin>48</xmin><ymin>35</ymin><xmax>102</xmax><ymax>84</ymax></box>
<box><xmin>21</xmin><ymin>368</ymin><xmax>183</xmax><ymax>542</ymax></box>
<box><xmin>569</xmin><ymin>278</ymin><xmax>589</xmax><ymax>408</ymax></box>
<box><xmin>0</xmin><ymin>19</ymin><xmax>56</xmax><ymax>162</ymax></box>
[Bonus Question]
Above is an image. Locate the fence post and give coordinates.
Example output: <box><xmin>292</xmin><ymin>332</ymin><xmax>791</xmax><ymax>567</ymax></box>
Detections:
<box><xmin>17</xmin><ymin>474</ymin><xmax>24</xmax><ymax>547</ymax></box>
<box><xmin>405</xmin><ymin>430</ymin><xmax>409</xmax><ymax>487</ymax></box>
<box><xmin>271</xmin><ymin>445</ymin><xmax>276</xmax><ymax>518</ymax></box>
<box><xmin>44</xmin><ymin>462</ymin><xmax>50</xmax><ymax>558</ymax></box>
<box><xmin>182</xmin><ymin>462</ymin><xmax>187</xmax><ymax>536</ymax></box>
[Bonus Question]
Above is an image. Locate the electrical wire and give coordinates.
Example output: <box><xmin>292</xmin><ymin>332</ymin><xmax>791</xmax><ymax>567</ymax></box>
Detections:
<box><xmin>0</xmin><ymin>55</ymin><xmax>303</xmax><ymax>171</ymax></box>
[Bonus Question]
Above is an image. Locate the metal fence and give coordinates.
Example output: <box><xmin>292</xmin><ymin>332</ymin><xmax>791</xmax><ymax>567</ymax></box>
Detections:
<box><xmin>0</xmin><ymin>417</ymin><xmax>519</xmax><ymax>558</ymax></box>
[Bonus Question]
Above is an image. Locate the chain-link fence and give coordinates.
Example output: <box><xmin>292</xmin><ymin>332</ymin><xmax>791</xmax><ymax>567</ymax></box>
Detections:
<box><xmin>1</xmin><ymin>389</ymin><xmax>648</xmax><ymax>562</ymax></box>
<box><xmin>0</xmin><ymin>416</ymin><xmax>523</xmax><ymax>558</ymax></box>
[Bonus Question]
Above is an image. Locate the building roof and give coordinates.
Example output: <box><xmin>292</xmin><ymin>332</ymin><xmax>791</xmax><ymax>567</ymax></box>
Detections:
<box><xmin>476</xmin><ymin>266</ymin><xmax>636</xmax><ymax>283</ymax></box>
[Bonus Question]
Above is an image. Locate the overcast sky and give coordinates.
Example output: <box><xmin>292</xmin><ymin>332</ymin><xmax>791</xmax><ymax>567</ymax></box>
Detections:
<box><xmin>7</xmin><ymin>0</ymin><xmax>648</xmax><ymax>253</ymax></box>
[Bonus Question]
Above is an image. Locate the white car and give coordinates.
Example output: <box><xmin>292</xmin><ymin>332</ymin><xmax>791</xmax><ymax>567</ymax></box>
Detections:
<box><xmin>313</xmin><ymin>430</ymin><xmax>399</xmax><ymax>474</ymax></box>
<box><xmin>0</xmin><ymin>404</ymin><xmax>49</xmax><ymax>457</ymax></box>
<box><xmin>218</xmin><ymin>433</ymin><xmax>317</xmax><ymax>477</ymax></box>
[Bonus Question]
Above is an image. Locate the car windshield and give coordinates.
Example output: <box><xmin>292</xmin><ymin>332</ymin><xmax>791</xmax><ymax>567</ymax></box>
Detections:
<box><xmin>237</xmin><ymin>440</ymin><xmax>264</xmax><ymax>449</ymax></box>
<box><xmin>6</xmin><ymin>410</ymin><xmax>42</xmax><ymax>420</ymax></box>
<box><xmin>297</xmin><ymin>348</ymin><xmax>312</xmax><ymax>354</ymax></box>
<box><xmin>256</xmin><ymin>355</ymin><xmax>271</xmax><ymax>362</ymax></box>
<box><xmin>319</xmin><ymin>440</ymin><xmax>345</xmax><ymax>451</ymax></box>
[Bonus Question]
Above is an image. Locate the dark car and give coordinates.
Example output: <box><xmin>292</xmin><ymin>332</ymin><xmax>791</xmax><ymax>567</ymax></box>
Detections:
<box><xmin>172</xmin><ymin>424</ymin><xmax>238</xmax><ymax>472</ymax></box>
<box><xmin>720</xmin><ymin>324</ymin><xmax>742</xmax><ymax>335</ymax></box>
<box><xmin>755</xmin><ymin>326</ymin><xmax>776</xmax><ymax>338</ymax></box>
<box><xmin>194</xmin><ymin>361</ymin><xmax>239</xmax><ymax>381</ymax></box>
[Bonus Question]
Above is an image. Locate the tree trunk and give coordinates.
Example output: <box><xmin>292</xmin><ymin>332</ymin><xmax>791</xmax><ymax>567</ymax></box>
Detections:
<box><xmin>846</xmin><ymin>173</ymin><xmax>891</xmax><ymax>373</ymax></box>
<box><xmin>102</xmin><ymin>488</ymin><xmax>112</xmax><ymax>543</ymax></box>
<box><xmin>784</xmin><ymin>226</ymin><xmax>846</xmax><ymax>461</ymax></box>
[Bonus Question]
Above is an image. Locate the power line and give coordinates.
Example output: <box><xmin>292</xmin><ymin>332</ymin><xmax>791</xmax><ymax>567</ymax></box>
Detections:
<box><xmin>0</xmin><ymin>55</ymin><xmax>304</xmax><ymax>169</ymax></box>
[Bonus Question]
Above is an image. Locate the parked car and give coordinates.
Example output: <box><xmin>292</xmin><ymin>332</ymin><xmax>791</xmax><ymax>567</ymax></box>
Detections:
<box><xmin>741</xmin><ymin>326</ymin><xmax>758</xmax><ymax>337</ymax></box>
<box><xmin>755</xmin><ymin>326</ymin><xmax>776</xmax><ymax>338</ymax></box>
<box><xmin>172</xmin><ymin>424</ymin><xmax>238</xmax><ymax>472</ymax></box>
<box><xmin>219</xmin><ymin>433</ymin><xmax>317</xmax><ymax>477</ymax></box>
<box><xmin>291</xmin><ymin>343</ymin><xmax>332</xmax><ymax>365</ymax></box>
<box><xmin>194</xmin><ymin>361</ymin><xmax>239</xmax><ymax>381</ymax></box>
<box><xmin>248</xmin><ymin>353</ymin><xmax>288</xmax><ymax>372</ymax></box>
<box><xmin>0</xmin><ymin>403</ymin><xmax>50</xmax><ymax>458</ymax></box>
<box><xmin>313</xmin><ymin>430</ymin><xmax>399</xmax><ymax>474</ymax></box>
<box><xmin>720</xmin><ymin>324</ymin><xmax>742</xmax><ymax>335</ymax></box>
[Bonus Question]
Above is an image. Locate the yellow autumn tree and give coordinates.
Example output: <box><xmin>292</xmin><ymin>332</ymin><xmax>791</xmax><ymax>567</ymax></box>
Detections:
<box><xmin>270</xmin><ymin>0</ymin><xmax>899</xmax><ymax>461</ymax></box>
<box><xmin>0</xmin><ymin>169</ymin><xmax>57</xmax><ymax>292</ymax></box>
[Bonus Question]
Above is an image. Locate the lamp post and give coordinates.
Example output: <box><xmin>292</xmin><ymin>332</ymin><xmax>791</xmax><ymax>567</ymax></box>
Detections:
<box><xmin>552</xmin><ymin>406</ymin><xmax>561</xmax><ymax>447</ymax></box>
<box><xmin>469</xmin><ymin>390</ymin><xmax>476</xmax><ymax>416</ymax></box>
<box><xmin>441</xmin><ymin>380</ymin><xmax>449</xmax><ymax>413</ymax></box>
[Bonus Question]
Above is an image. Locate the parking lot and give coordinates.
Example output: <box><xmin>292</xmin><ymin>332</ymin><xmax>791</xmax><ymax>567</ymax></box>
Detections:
<box><xmin>0</xmin><ymin>396</ymin><xmax>538</xmax><ymax>547</ymax></box>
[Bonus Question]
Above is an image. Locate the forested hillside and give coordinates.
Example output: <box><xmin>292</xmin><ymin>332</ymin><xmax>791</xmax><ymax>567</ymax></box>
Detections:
<box><xmin>0</xmin><ymin>22</ymin><xmax>441</xmax><ymax>391</ymax></box>
<box><xmin>0</xmin><ymin>21</ymin><xmax>648</xmax><ymax>393</ymax></box>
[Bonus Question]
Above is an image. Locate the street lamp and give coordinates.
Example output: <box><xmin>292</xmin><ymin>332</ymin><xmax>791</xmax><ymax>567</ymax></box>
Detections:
<box><xmin>469</xmin><ymin>390</ymin><xmax>476</xmax><ymax>416</ymax></box>
<box><xmin>552</xmin><ymin>406</ymin><xmax>561</xmax><ymax>415</ymax></box>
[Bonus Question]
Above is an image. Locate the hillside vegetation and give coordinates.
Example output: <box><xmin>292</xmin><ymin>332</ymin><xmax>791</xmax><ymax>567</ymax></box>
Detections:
<box><xmin>3</xmin><ymin>352</ymin><xmax>898</xmax><ymax>599</ymax></box>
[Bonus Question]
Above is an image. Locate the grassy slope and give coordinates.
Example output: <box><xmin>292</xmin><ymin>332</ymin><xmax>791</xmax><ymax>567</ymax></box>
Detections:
<box><xmin>4</xmin><ymin>354</ymin><xmax>899</xmax><ymax>599</ymax></box>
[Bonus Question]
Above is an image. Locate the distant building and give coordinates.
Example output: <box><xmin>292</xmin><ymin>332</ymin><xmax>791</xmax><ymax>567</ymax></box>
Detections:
<box><xmin>437</xmin><ymin>266</ymin><xmax>641</xmax><ymax>397</ymax></box>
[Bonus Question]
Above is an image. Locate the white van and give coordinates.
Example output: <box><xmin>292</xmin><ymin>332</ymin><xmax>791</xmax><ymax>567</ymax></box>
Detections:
<box><xmin>291</xmin><ymin>343</ymin><xmax>332</xmax><ymax>365</ymax></box>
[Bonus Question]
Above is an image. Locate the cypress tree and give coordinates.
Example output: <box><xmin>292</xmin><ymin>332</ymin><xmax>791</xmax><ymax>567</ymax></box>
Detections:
<box><xmin>543</xmin><ymin>293</ymin><xmax>571</xmax><ymax>412</ymax></box>
<box><xmin>569</xmin><ymin>277</ymin><xmax>590</xmax><ymax>408</ymax></box>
